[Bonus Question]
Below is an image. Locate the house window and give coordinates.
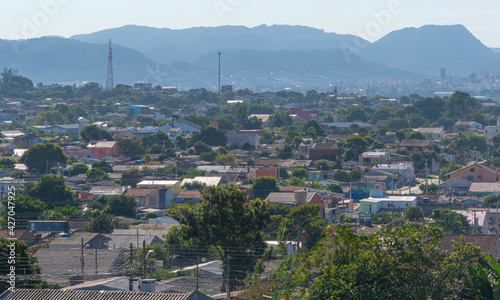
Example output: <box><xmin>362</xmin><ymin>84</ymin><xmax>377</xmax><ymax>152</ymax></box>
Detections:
<box><xmin>467</xmin><ymin>175</ymin><xmax>473</xmax><ymax>181</ymax></box>
<box><xmin>106</xmin><ymin>150</ymin><xmax>111</xmax><ymax>154</ymax></box>
<box><xmin>470</xmin><ymin>168</ymin><xmax>475</xmax><ymax>172</ymax></box>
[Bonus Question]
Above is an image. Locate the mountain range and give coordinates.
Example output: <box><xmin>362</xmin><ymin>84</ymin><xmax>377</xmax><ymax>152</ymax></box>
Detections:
<box><xmin>0</xmin><ymin>24</ymin><xmax>496</xmax><ymax>90</ymax></box>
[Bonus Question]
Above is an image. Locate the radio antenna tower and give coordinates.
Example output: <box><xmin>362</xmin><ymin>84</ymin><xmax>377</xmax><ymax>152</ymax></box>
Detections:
<box><xmin>106</xmin><ymin>39</ymin><xmax>114</xmax><ymax>91</ymax></box>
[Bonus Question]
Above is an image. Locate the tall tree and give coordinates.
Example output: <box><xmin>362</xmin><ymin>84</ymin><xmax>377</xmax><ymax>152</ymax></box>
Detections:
<box><xmin>116</xmin><ymin>137</ymin><xmax>145</xmax><ymax>159</ymax></box>
<box><xmin>80</xmin><ymin>125</ymin><xmax>113</xmax><ymax>144</ymax></box>
<box><xmin>25</xmin><ymin>175</ymin><xmax>77</xmax><ymax>209</ymax></box>
<box><xmin>168</xmin><ymin>185</ymin><xmax>270</xmax><ymax>292</ymax></box>
<box><xmin>20</xmin><ymin>143</ymin><xmax>67</xmax><ymax>174</ymax></box>
<box><xmin>252</xmin><ymin>176</ymin><xmax>280</xmax><ymax>199</ymax></box>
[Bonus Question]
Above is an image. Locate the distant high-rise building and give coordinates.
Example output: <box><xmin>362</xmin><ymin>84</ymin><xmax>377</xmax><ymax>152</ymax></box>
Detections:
<box><xmin>440</xmin><ymin>68</ymin><xmax>446</xmax><ymax>80</ymax></box>
<box><xmin>106</xmin><ymin>39</ymin><xmax>114</xmax><ymax>91</ymax></box>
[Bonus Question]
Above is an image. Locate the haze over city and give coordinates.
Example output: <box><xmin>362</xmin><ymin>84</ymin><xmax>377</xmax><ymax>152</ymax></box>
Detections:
<box><xmin>2</xmin><ymin>0</ymin><xmax>500</xmax><ymax>47</ymax></box>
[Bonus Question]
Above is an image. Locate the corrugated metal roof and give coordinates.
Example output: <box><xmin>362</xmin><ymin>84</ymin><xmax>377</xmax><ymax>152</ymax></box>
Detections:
<box><xmin>0</xmin><ymin>289</ymin><xmax>205</xmax><ymax>300</ymax></box>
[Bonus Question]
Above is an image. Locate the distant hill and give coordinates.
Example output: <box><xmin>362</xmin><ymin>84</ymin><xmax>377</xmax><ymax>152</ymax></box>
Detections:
<box><xmin>155</xmin><ymin>48</ymin><xmax>420</xmax><ymax>90</ymax></box>
<box><xmin>360</xmin><ymin>24</ymin><xmax>497</xmax><ymax>76</ymax></box>
<box><xmin>71</xmin><ymin>24</ymin><xmax>368</xmax><ymax>65</ymax></box>
<box><xmin>0</xmin><ymin>37</ymin><xmax>159</xmax><ymax>85</ymax></box>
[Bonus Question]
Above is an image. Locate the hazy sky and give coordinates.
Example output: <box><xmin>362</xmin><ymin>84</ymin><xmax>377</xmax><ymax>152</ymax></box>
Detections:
<box><xmin>2</xmin><ymin>0</ymin><xmax>500</xmax><ymax>46</ymax></box>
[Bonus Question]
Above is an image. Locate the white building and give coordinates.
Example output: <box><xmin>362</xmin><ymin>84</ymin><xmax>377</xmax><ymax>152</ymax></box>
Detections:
<box><xmin>359</xmin><ymin>189</ymin><xmax>417</xmax><ymax>221</ymax></box>
<box><xmin>485</xmin><ymin>119</ymin><xmax>500</xmax><ymax>143</ymax></box>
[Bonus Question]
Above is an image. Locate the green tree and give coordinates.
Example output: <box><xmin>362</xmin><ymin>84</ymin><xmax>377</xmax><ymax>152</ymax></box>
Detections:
<box><xmin>83</xmin><ymin>210</ymin><xmax>114</xmax><ymax>233</ymax></box>
<box><xmin>252</xmin><ymin>176</ymin><xmax>280</xmax><ymax>199</ymax></box>
<box><xmin>0</xmin><ymin>238</ymin><xmax>41</xmax><ymax>291</ymax></box>
<box><xmin>26</xmin><ymin>175</ymin><xmax>77</xmax><ymax>209</ymax></box>
<box><xmin>430</xmin><ymin>209</ymin><xmax>472</xmax><ymax>234</ymax></box>
<box><xmin>85</xmin><ymin>168</ymin><xmax>110</xmax><ymax>181</ymax></box>
<box><xmin>20</xmin><ymin>143</ymin><xmax>67</xmax><ymax>174</ymax></box>
<box><xmin>168</xmin><ymin>185</ymin><xmax>270</xmax><ymax>292</ymax></box>
<box><xmin>291</xmin><ymin>168</ymin><xmax>308</xmax><ymax>179</ymax></box>
<box><xmin>403</xmin><ymin>206</ymin><xmax>424</xmax><ymax>221</ymax></box>
<box><xmin>215</xmin><ymin>153</ymin><xmax>238</xmax><ymax>166</ymax></box>
<box><xmin>120</xmin><ymin>167</ymin><xmax>143</xmax><ymax>187</ymax></box>
<box><xmin>191</xmin><ymin>126</ymin><xmax>226</xmax><ymax>146</ymax></box>
<box><xmin>269</xmin><ymin>111</ymin><xmax>293</xmax><ymax>128</ymax></box>
<box><xmin>445</xmin><ymin>91</ymin><xmax>482</xmax><ymax>121</ymax></box>
<box><xmin>92</xmin><ymin>161</ymin><xmax>113</xmax><ymax>173</ymax></box>
<box><xmin>387</xmin><ymin>117</ymin><xmax>410</xmax><ymax>131</ymax></box>
<box><xmin>413</xmin><ymin>96</ymin><xmax>445</xmax><ymax>122</ymax></box>
<box><xmin>32</xmin><ymin>110</ymin><xmax>68</xmax><ymax>125</ymax></box>
<box><xmin>116</xmin><ymin>137</ymin><xmax>145</xmax><ymax>159</ymax></box>
<box><xmin>406</xmin><ymin>131</ymin><xmax>426</xmax><ymax>140</ymax></box>
<box><xmin>277</xmin><ymin>145</ymin><xmax>293</xmax><ymax>159</ymax></box>
<box><xmin>68</xmin><ymin>162</ymin><xmax>89</xmax><ymax>176</ymax></box>
<box><xmin>175</xmin><ymin>135</ymin><xmax>188</xmax><ymax>150</ymax></box>
<box><xmin>278</xmin><ymin>204</ymin><xmax>326</xmax><ymax>250</ymax></box>
<box><xmin>270</xmin><ymin>224</ymin><xmax>484</xmax><ymax>299</ymax></box>
<box><xmin>344</xmin><ymin>135</ymin><xmax>368</xmax><ymax>160</ymax></box>
<box><xmin>106</xmin><ymin>195</ymin><xmax>137</xmax><ymax>218</ymax></box>
<box><xmin>80</xmin><ymin>125</ymin><xmax>113</xmax><ymax>144</ymax></box>
<box><xmin>1</xmin><ymin>193</ymin><xmax>46</xmax><ymax>229</ymax></box>
<box><xmin>193</xmin><ymin>141</ymin><xmax>211</xmax><ymax>155</ymax></box>
<box><xmin>0</xmin><ymin>157</ymin><xmax>16</xmax><ymax>170</ymax></box>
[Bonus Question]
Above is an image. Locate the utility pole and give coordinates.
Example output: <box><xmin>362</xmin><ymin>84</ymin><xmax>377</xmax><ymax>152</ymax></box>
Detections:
<box><xmin>142</xmin><ymin>240</ymin><xmax>146</xmax><ymax>278</ymax></box>
<box><xmin>425</xmin><ymin>161</ymin><xmax>429</xmax><ymax>195</ymax></box>
<box><xmin>296</xmin><ymin>218</ymin><xmax>301</xmax><ymax>254</ymax></box>
<box><xmin>226</xmin><ymin>255</ymin><xmax>230</xmax><ymax>300</ymax></box>
<box><xmin>218</xmin><ymin>52</ymin><xmax>222</xmax><ymax>95</ymax></box>
<box><xmin>196</xmin><ymin>256</ymin><xmax>199</xmax><ymax>291</ymax></box>
<box><xmin>95</xmin><ymin>249</ymin><xmax>98</xmax><ymax>274</ymax></box>
<box><xmin>129</xmin><ymin>243</ymin><xmax>134</xmax><ymax>291</ymax></box>
<box><xmin>80</xmin><ymin>237</ymin><xmax>84</xmax><ymax>275</ymax></box>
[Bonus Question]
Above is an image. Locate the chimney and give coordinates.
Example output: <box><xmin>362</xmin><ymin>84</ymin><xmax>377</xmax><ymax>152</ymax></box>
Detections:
<box><xmin>139</xmin><ymin>279</ymin><xmax>157</xmax><ymax>293</ymax></box>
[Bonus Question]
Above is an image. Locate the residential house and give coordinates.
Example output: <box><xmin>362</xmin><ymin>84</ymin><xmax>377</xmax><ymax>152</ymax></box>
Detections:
<box><xmin>34</xmin><ymin>248</ymin><xmax>123</xmax><ymax>276</ymax></box>
<box><xmin>27</xmin><ymin>220</ymin><xmax>69</xmax><ymax>234</ymax></box>
<box><xmin>485</xmin><ymin>119</ymin><xmax>500</xmax><ymax>143</ymax></box>
<box><xmin>136</xmin><ymin>180</ymin><xmax>181</xmax><ymax>198</ymax></box>
<box><xmin>453</xmin><ymin>121</ymin><xmax>483</xmax><ymax>132</ymax></box>
<box><xmin>400</xmin><ymin>139</ymin><xmax>431</xmax><ymax>152</ymax></box>
<box><xmin>88</xmin><ymin>186</ymin><xmax>126</xmax><ymax>200</ymax></box>
<box><xmin>227</xmin><ymin>130</ymin><xmax>260</xmax><ymax>149</ymax></box>
<box><xmin>266</xmin><ymin>191</ymin><xmax>322</xmax><ymax>206</ymax></box>
<box><xmin>375</xmin><ymin>133</ymin><xmax>398</xmax><ymax>144</ymax></box>
<box><xmin>359</xmin><ymin>151</ymin><xmax>387</xmax><ymax>167</ymax></box>
<box><xmin>445</xmin><ymin>162</ymin><xmax>500</xmax><ymax>183</ymax></box>
<box><xmin>320</xmin><ymin>122</ymin><xmax>374</xmax><ymax>130</ymax></box>
<box><xmin>49</xmin><ymin>232</ymin><xmax>111</xmax><ymax>250</ymax></box>
<box><xmin>289</xmin><ymin>108</ymin><xmax>320</xmax><ymax>122</ymax></box>
<box><xmin>159</xmin><ymin>124</ymin><xmax>183</xmax><ymax>142</ymax></box>
<box><xmin>0</xmin><ymin>230</ymin><xmax>39</xmax><ymax>246</ymax></box>
<box><xmin>438</xmin><ymin>177</ymin><xmax>472</xmax><ymax>196</ymax></box>
<box><xmin>455</xmin><ymin>209</ymin><xmax>490</xmax><ymax>234</ymax></box>
<box><xmin>256</xmin><ymin>167</ymin><xmax>278</xmax><ymax>180</ymax></box>
<box><xmin>2</xmin><ymin>130</ymin><xmax>35</xmax><ymax>148</ymax></box>
<box><xmin>172</xmin><ymin>116</ymin><xmax>202</xmax><ymax>135</ymax></box>
<box><xmin>87</xmin><ymin>141</ymin><xmax>118</xmax><ymax>159</ymax></box>
<box><xmin>358</xmin><ymin>189</ymin><xmax>417</xmax><ymax>222</ymax></box>
<box><xmin>181</xmin><ymin>176</ymin><xmax>223</xmax><ymax>187</ymax></box>
<box><xmin>103</xmin><ymin>233</ymin><xmax>164</xmax><ymax>250</ymax></box>
<box><xmin>249</xmin><ymin>114</ymin><xmax>271</xmax><ymax>125</ymax></box>
<box><xmin>441</xmin><ymin>235</ymin><xmax>500</xmax><ymax>259</ymax></box>
<box><xmin>63</xmin><ymin>146</ymin><xmax>98</xmax><ymax>159</ymax></box>
<box><xmin>175</xmin><ymin>190</ymin><xmax>202</xmax><ymax>204</ymax></box>
<box><xmin>122</xmin><ymin>104</ymin><xmax>150</xmax><ymax>116</ymax></box>
<box><xmin>308</xmin><ymin>142</ymin><xmax>341</xmax><ymax>160</ymax></box>
<box><xmin>125</xmin><ymin>188</ymin><xmax>172</xmax><ymax>209</ymax></box>
<box><xmin>417</xmin><ymin>127</ymin><xmax>445</xmax><ymax>140</ymax></box>
<box><xmin>468</xmin><ymin>182</ymin><xmax>500</xmax><ymax>197</ymax></box>
<box><xmin>0</xmin><ymin>143</ymin><xmax>16</xmax><ymax>155</ymax></box>
<box><xmin>371</xmin><ymin>163</ymin><xmax>415</xmax><ymax>182</ymax></box>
